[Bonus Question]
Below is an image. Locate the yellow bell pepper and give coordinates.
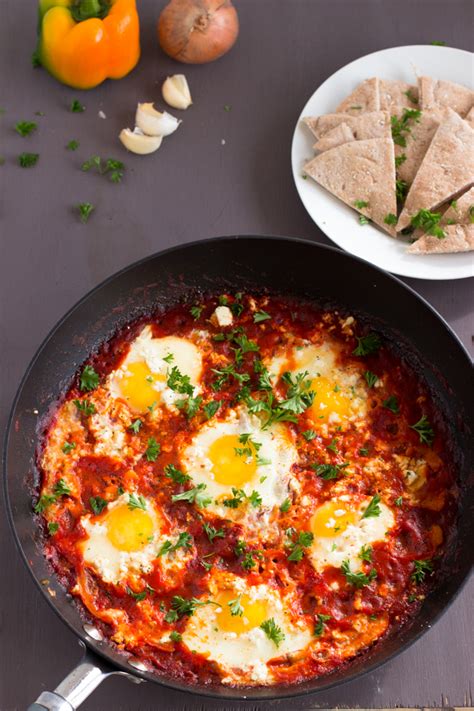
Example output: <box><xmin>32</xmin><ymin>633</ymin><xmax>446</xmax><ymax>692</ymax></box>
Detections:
<box><xmin>36</xmin><ymin>0</ymin><xmax>140</xmax><ymax>90</ymax></box>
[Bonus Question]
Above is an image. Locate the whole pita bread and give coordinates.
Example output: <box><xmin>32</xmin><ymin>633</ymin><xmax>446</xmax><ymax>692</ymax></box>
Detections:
<box><xmin>407</xmin><ymin>224</ymin><xmax>474</xmax><ymax>254</ymax></box>
<box><xmin>380</xmin><ymin>80</ymin><xmax>419</xmax><ymax>112</ymax></box>
<box><xmin>394</xmin><ymin>107</ymin><xmax>447</xmax><ymax>185</ymax></box>
<box><xmin>303</xmin><ymin>111</ymin><xmax>391</xmax><ymax>141</ymax></box>
<box><xmin>440</xmin><ymin>186</ymin><xmax>474</xmax><ymax>225</ymax></box>
<box><xmin>396</xmin><ymin>109</ymin><xmax>474</xmax><ymax>231</ymax></box>
<box><xmin>418</xmin><ymin>77</ymin><xmax>474</xmax><ymax>118</ymax></box>
<box><xmin>303</xmin><ymin>138</ymin><xmax>397</xmax><ymax>235</ymax></box>
<box><xmin>335</xmin><ymin>78</ymin><xmax>380</xmax><ymax>114</ymax></box>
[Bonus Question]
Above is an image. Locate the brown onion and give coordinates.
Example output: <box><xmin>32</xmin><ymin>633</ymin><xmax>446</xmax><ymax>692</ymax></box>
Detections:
<box><xmin>158</xmin><ymin>0</ymin><xmax>239</xmax><ymax>64</ymax></box>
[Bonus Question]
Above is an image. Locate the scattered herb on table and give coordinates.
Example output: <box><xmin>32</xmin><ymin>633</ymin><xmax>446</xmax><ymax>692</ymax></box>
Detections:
<box><xmin>18</xmin><ymin>152</ymin><xmax>39</xmax><ymax>167</ymax></box>
<box><xmin>71</xmin><ymin>99</ymin><xmax>85</xmax><ymax>113</ymax></box>
<box><xmin>15</xmin><ymin>121</ymin><xmax>37</xmax><ymax>137</ymax></box>
<box><xmin>76</xmin><ymin>202</ymin><xmax>94</xmax><ymax>223</ymax></box>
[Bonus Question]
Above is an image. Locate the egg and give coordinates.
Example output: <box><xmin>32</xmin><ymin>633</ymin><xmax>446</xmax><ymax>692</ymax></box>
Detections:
<box><xmin>181</xmin><ymin>408</ymin><xmax>297</xmax><ymax>518</ymax></box>
<box><xmin>80</xmin><ymin>493</ymin><xmax>191</xmax><ymax>584</ymax></box>
<box><xmin>180</xmin><ymin>572</ymin><xmax>312</xmax><ymax>684</ymax></box>
<box><xmin>108</xmin><ymin>326</ymin><xmax>202</xmax><ymax>413</ymax></box>
<box><xmin>309</xmin><ymin>496</ymin><xmax>394</xmax><ymax>572</ymax></box>
<box><xmin>268</xmin><ymin>341</ymin><xmax>367</xmax><ymax>427</ymax></box>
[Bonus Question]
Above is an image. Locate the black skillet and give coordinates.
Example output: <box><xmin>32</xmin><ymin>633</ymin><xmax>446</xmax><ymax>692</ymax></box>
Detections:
<box><xmin>4</xmin><ymin>236</ymin><xmax>473</xmax><ymax>710</ymax></box>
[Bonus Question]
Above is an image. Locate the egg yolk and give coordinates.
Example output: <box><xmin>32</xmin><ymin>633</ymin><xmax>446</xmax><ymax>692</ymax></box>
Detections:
<box><xmin>311</xmin><ymin>501</ymin><xmax>356</xmax><ymax>538</ymax></box>
<box><xmin>106</xmin><ymin>504</ymin><xmax>154</xmax><ymax>552</ymax></box>
<box><xmin>309</xmin><ymin>375</ymin><xmax>352</xmax><ymax>424</ymax></box>
<box><xmin>216</xmin><ymin>590</ymin><xmax>269</xmax><ymax>634</ymax></box>
<box><xmin>119</xmin><ymin>361</ymin><xmax>165</xmax><ymax>412</ymax></box>
<box><xmin>208</xmin><ymin>435</ymin><xmax>258</xmax><ymax>486</ymax></box>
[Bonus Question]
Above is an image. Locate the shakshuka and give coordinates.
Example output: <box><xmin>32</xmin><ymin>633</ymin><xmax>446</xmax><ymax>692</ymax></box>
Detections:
<box><xmin>34</xmin><ymin>294</ymin><xmax>456</xmax><ymax>687</ymax></box>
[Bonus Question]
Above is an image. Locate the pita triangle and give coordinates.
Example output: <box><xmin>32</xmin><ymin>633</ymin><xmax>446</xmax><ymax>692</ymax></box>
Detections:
<box><xmin>335</xmin><ymin>78</ymin><xmax>380</xmax><ymax>114</ymax></box>
<box><xmin>408</xmin><ymin>225</ymin><xmax>474</xmax><ymax>254</ymax></box>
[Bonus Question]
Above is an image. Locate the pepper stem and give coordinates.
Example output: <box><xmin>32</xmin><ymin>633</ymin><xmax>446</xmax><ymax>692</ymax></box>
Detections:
<box><xmin>71</xmin><ymin>0</ymin><xmax>109</xmax><ymax>21</ymax></box>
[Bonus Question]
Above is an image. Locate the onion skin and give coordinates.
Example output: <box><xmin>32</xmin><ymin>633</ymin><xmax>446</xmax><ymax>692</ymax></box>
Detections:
<box><xmin>158</xmin><ymin>0</ymin><xmax>239</xmax><ymax>64</ymax></box>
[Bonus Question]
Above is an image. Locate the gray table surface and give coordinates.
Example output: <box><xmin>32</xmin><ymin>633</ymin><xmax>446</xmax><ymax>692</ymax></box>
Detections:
<box><xmin>1</xmin><ymin>1</ymin><xmax>473</xmax><ymax>709</ymax></box>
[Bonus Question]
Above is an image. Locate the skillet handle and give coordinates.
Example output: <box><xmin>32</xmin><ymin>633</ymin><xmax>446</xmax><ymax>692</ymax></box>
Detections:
<box><xmin>27</xmin><ymin>640</ymin><xmax>143</xmax><ymax>710</ymax></box>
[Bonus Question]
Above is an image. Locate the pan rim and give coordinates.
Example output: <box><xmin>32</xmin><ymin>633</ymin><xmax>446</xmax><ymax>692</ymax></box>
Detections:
<box><xmin>3</xmin><ymin>233</ymin><xmax>473</xmax><ymax>701</ymax></box>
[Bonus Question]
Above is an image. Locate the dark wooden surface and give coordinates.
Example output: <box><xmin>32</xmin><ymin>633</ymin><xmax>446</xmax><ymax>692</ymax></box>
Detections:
<box><xmin>1</xmin><ymin>1</ymin><xmax>473</xmax><ymax>709</ymax></box>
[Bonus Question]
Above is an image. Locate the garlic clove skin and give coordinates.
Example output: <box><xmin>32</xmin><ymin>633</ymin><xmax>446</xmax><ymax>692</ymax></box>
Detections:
<box><xmin>162</xmin><ymin>75</ymin><xmax>192</xmax><ymax>110</ymax></box>
<box><xmin>119</xmin><ymin>127</ymin><xmax>163</xmax><ymax>155</ymax></box>
<box><xmin>135</xmin><ymin>103</ymin><xmax>181</xmax><ymax>137</ymax></box>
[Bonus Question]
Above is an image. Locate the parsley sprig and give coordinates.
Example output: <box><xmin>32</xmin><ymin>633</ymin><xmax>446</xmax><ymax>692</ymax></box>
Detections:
<box><xmin>287</xmin><ymin>530</ymin><xmax>314</xmax><ymax>562</ymax></box>
<box><xmin>260</xmin><ymin>618</ymin><xmax>285</xmax><ymax>647</ymax></box>
<box><xmin>391</xmin><ymin>108</ymin><xmax>422</xmax><ymax>147</ymax></box>
<box><xmin>410</xmin><ymin>209</ymin><xmax>445</xmax><ymax>239</ymax></box>
<box><xmin>362</xmin><ymin>494</ymin><xmax>381</xmax><ymax>519</ymax></box>
<box><xmin>411</xmin><ymin>559</ymin><xmax>433</xmax><ymax>584</ymax></box>
<box><xmin>410</xmin><ymin>415</ymin><xmax>435</xmax><ymax>446</ymax></box>
<box><xmin>341</xmin><ymin>560</ymin><xmax>377</xmax><ymax>588</ymax></box>
<box><xmin>172</xmin><ymin>483</ymin><xmax>211</xmax><ymax>508</ymax></box>
<box><xmin>157</xmin><ymin>532</ymin><xmax>192</xmax><ymax>557</ymax></box>
<box><xmin>164</xmin><ymin>596</ymin><xmax>217</xmax><ymax>622</ymax></box>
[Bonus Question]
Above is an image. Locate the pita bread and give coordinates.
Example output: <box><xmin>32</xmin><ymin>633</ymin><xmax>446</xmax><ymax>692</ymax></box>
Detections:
<box><xmin>312</xmin><ymin>112</ymin><xmax>391</xmax><ymax>152</ymax></box>
<box><xmin>408</xmin><ymin>224</ymin><xmax>474</xmax><ymax>254</ymax></box>
<box><xmin>304</xmin><ymin>138</ymin><xmax>397</xmax><ymax>235</ymax></box>
<box><xmin>397</xmin><ymin>109</ymin><xmax>474</xmax><ymax>231</ymax></box>
<box><xmin>380</xmin><ymin>80</ymin><xmax>418</xmax><ymax>112</ymax></box>
<box><xmin>394</xmin><ymin>107</ymin><xmax>447</xmax><ymax>184</ymax></box>
<box><xmin>418</xmin><ymin>76</ymin><xmax>474</xmax><ymax>118</ymax></box>
<box><xmin>440</xmin><ymin>186</ymin><xmax>474</xmax><ymax>225</ymax></box>
<box><xmin>335</xmin><ymin>78</ymin><xmax>380</xmax><ymax>114</ymax></box>
<box><xmin>304</xmin><ymin>111</ymin><xmax>391</xmax><ymax>141</ymax></box>
<box><xmin>466</xmin><ymin>106</ymin><xmax>474</xmax><ymax>129</ymax></box>
<box><xmin>314</xmin><ymin>123</ymin><xmax>355</xmax><ymax>152</ymax></box>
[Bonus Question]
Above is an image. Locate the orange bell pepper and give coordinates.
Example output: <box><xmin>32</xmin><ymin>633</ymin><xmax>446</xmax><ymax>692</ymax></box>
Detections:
<box><xmin>36</xmin><ymin>0</ymin><xmax>140</xmax><ymax>89</ymax></box>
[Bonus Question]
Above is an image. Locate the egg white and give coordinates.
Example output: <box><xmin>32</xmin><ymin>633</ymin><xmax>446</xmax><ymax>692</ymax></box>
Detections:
<box><xmin>309</xmin><ymin>496</ymin><xmax>394</xmax><ymax>573</ymax></box>
<box><xmin>108</xmin><ymin>326</ymin><xmax>202</xmax><ymax>412</ymax></box>
<box><xmin>181</xmin><ymin>407</ymin><xmax>297</xmax><ymax>519</ymax></box>
<box><xmin>180</xmin><ymin>572</ymin><xmax>312</xmax><ymax>685</ymax></box>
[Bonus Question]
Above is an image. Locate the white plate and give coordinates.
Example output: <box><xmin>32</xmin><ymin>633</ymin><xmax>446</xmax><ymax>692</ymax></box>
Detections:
<box><xmin>291</xmin><ymin>45</ymin><xmax>474</xmax><ymax>280</ymax></box>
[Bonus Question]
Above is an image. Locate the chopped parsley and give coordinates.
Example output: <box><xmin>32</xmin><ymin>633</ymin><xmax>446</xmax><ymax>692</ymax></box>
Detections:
<box><xmin>234</xmin><ymin>539</ymin><xmax>246</xmax><ymax>556</ymax></box>
<box><xmin>395</xmin><ymin>153</ymin><xmax>407</xmax><ymax>168</ymax></box>
<box><xmin>359</xmin><ymin>447</ymin><xmax>370</xmax><ymax>456</ymax></box>
<box><xmin>280</xmin><ymin>497</ymin><xmax>291</xmax><ymax>513</ymax></box>
<box><xmin>431</xmin><ymin>40</ymin><xmax>446</xmax><ymax>46</ymax></box>
<box><xmin>126</xmin><ymin>587</ymin><xmax>147</xmax><ymax>602</ymax></box>
<box><xmin>362</xmin><ymin>494</ymin><xmax>381</xmax><ymax>519</ymax></box>
<box><xmin>222</xmin><ymin>487</ymin><xmax>247</xmax><ymax>508</ymax></box>
<box><xmin>76</xmin><ymin>202</ymin><xmax>94</xmax><ymax>223</ymax></box>
<box><xmin>410</xmin><ymin>209</ymin><xmax>445</xmax><ymax>239</ymax></box>
<box><xmin>90</xmin><ymin>496</ymin><xmax>107</xmax><ymax>515</ymax></box>
<box><xmin>18</xmin><ymin>152</ymin><xmax>39</xmax><ymax>167</ymax></box>
<box><xmin>384</xmin><ymin>213</ymin><xmax>398</xmax><ymax>226</ymax></box>
<box><xmin>34</xmin><ymin>494</ymin><xmax>57</xmax><ymax>513</ymax></box>
<box><xmin>73</xmin><ymin>398</ymin><xmax>96</xmax><ymax>416</ymax></box>
<box><xmin>410</xmin><ymin>414</ymin><xmax>435</xmax><ymax>446</ymax></box>
<box><xmin>341</xmin><ymin>560</ymin><xmax>377</xmax><ymax>588</ymax></box>
<box><xmin>287</xmin><ymin>531</ymin><xmax>314</xmax><ymax>562</ymax></box>
<box><xmin>396</xmin><ymin>178</ymin><xmax>409</xmax><ymax>203</ymax></box>
<box><xmin>228</xmin><ymin>596</ymin><xmax>243</xmax><ymax>616</ymax></box>
<box><xmin>260</xmin><ymin>618</ymin><xmax>285</xmax><ymax>647</ymax></box>
<box><xmin>31</xmin><ymin>49</ymin><xmax>41</xmax><ymax>67</ymax></box>
<box><xmin>129</xmin><ymin>419</ymin><xmax>142</xmax><ymax>433</ymax></box>
<box><xmin>128</xmin><ymin>493</ymin><xmax>147</xmax><ymax>511</ymax></box>
<box><xmin>383</xmin><ymin>395</ymin><xmax>399</xmax><ymax>414</ymax></box>
<box><xmin>314</xmin><ymin>613</ymin><xmax>331</xmax><ymax>636</ymax></box>
<box><xmin>15</xmin><ymin>121</ymin><xmax>37</xmax><ymax>137</ymax></box>
<box><xmin>394</xmin><ymin>496</ymin><xmax>403</xmax><ymax>507</ymax></box>
<box><xmin>145</xmin><ymin>437</ymin><xmax>161</xmax><ymax>462</ymax></box>
<box><xmin>176</xmin><ymin>394</ymin><xmax>202</xmax><ymax>419</ymax></box>
<box><xmin>353</xmin><ymin>333</ymin><xmax>381</xmax><ymax>356</ymax></box>
<box><xmin>359</xmin><ymin>214</ymin><xmax>370</xmax><ymax>225</ymax></box>
<box><xmin>203</xmin><ymin>400</ymin><xmax>221</xmax><ymax>419</ymax></box>
<box><xmin>169</xmin><ymin>631</ymin><xmax>182</xmax><ymax>642</ymax></box>
<box><xmin>364</xmin><ymin>370</ymin><xmax>378</xmax><ymax>388</ymax></box>
<box><xmin>390</xmin><ymin>108</ymin><xmax>422</xmax><ymax>147</ymax></box>
<box><xmin>359</xmin><ymin>544</ymin><xmax>373</xmax><ymax>562</ymax></box>
<box><xmin>404</xmin><ymin>89</ymin><xmax>418</xmax><ymax>105</ymax></box>
<box><xmin>411</xmin><ymin>559</ymin><xmax>433</xmax><ymax>584</ymax></box>
<box><xmin>164</xmin><ymin>463</ymin><xmax>191</xmax><ymax>485</ymax></box>
<box><xmin>54</xmin><ymin>479</ymin><xmax>72</xmax><ymax>497</ymax></box>
<box><xmin>469</xmin><ymin>205</ymin><xmax>474</xmax><ymax>224</ymax></box>
<box><xmin>302</xmin><ymin>429</ymin><xmax>316</xmax><ymax>441</ymax></box>
<box><xmin>312</xmin><ymin>462</ymin><xmax>347</xmax><ymax>480</ymax></box>
<box><xmin>253</xmin><ymin>310</ymin><xmax>271</xmax><ymax>323</ymax></box>
<box><xmin>190</xmin><ymin>305</ymin><xmax>203</xmax><ymax>320</ymax></box>
<box><xmin>327</xmin><ymin>438</ymin><xmax>339</xmax><ymax>453</ymax></box>
<box><xmin>70</xmin><ymin>99</ymin><xmax>85</xmax><ymax>113</ymax></box>
<box><xmin>80</xmin><ymin>365</ymin><xmax>99</xmax><ymax>391</ymax></box>
<box><xmin>165</xmin><ymin>596</ymin><xmax>216</xmax><ymax>622</ymax></box>
<box><xmin>241</xmin><ymin>550</ymin><xmax>261</xmax><ymax>570</ymax></box>
<box><xmin>248</xmin><ymin>490</ymin><xmax>262</xmax><ymax>507</ymax></box>
<box><xmin>167</xmin><ymin>365</ymin><xmax>194</xmax><ymax>396</ymax></box>
<box><xmin>66</xmin><ymin>139</ymin><xmax>79</xmax><ymax>151</ymax></box>
<box><xmin>157</xmin><ymin>532</ymin><xmax>192</xmax><ymax>556</ymax></box>
<box><xmin>172</xmin><ymin>483</ymin><xmax>211</xmax><ymax>508</ymax></box>
<box><xmin>47</xmin><ymin>521</ymin><xmax>59</xmax><ymax>535</ymax></box>
<box><xmin>354</xmin><ymin>200</ymin><xmax>369</xmax><ymax>209</ymax></box>
<box><xmin>203</xmin><ymin>522</ymin><xmax>225</xmax><ymax>542</ymax></box>
<box><xmin>61</xmin><ymin>441</ymin><xmax>76</xmax><ymax>455</ymax></box>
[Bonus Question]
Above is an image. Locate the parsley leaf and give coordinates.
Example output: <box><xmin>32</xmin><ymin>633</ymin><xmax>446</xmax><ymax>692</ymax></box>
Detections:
<box><xmin>404</xmin><ymin>89</ymin><xmax>419</xmax><ymax>105</ymax></box>
<box><xmin>394</xmin><ymin>496</ymin><xmax>403</xmax><ymax>507</ymax></box>
<box><xmin>359</xmin><ymin>544</ymin><xmax>373</xmax><ymax>562</ymax></box>
<box><xmin>34</xmin><ymin>494</ymin><xmax>57</xmax><ymax>513</ymax></box>
<box><xmin>47</xmin><ymin>521</ymin><xmax>59</xmax><ymax>535</ymax></box>
<box><xmin>15</xmin><ymin>121</ymin><xmax>37</xmax><ymax>137</ymax></box>
<box><xmin>190</xmin><ymin>305</ymin><xmax>203</xmax><ymax>320</ymax></box>
<box><xmin>203</xmin><ymin>400</ymin><xmax>221</xmax><ymax>419</ymax></box>
<box><xmin>73</xmin><ymin>398</ymin><xmax>96</xmax><ymax>416</ymax></box>
<box><xmin>410</xmin><ymin>415</ymin><xmax>435</xmax><ymax>446</ymax></box>
<box><xmin>410</xmin><ymin>209</ymin><xmax>445</xmax><ymax>239</ymax></box>
<box><xmin>164</xmin><ymin>463</ymin><xmax>191</xmax><ymax>485</ymax></box>
<box><xmin>260</xmin><ymin>618</ymin><xmax>285</xmax><ymax>647</ymax></box>
<box><xmin>145</xmin><ymin>437</ymin><xmax>161</xmax><ymax>462</ymax></box>
<box><xmin>76</xmin><ymin>202</ymin><xmax>94</xmax><ymax>223</ymax></box>
<box><xmin>383</xmin><ymin>395</ymin><xmax>399</xmax><ymax>414</ymax></box>
<box><xmin>280</xmin><ymin>497</ymin><xmax>291</xmax><ymax>513</ymax></box>
<box><xmin>362</xmin><ymin>494</ymin><xmax>381</xmax><ymax>519</ymax></box>
<box><xmin>80</xmin><ymin>365</ymin><xmax>99</xmax><ymax>391</ymax></box>
<box><xmin>165</xmin><ymin>596</ymin><xmax>216</xmax><ymax>622</ymax></box>
<box><xmin>172</xmin><ymin>483</ymin><xmax>211</xmax><ymax>508</ymax></box>
<box><xmin>90</xmin><ymin>496</ymin><xmax>107</xmax><ymax>515</ymax></box>
<box><xmin>384</xmin><ymin>213</ymin><xmax>398</xmax><ymax>226</ymax></box>
<box><xmin>359</xmin><ymin>214</ymin><xmax>370</xmax><ymax>225</ymax></box>
<box><xmin>354</xmin><ymin>200</ymin><xmax>369</xmax><ymax>209</ymax></box>
<box><xmin>169</xmin><ymin>630</ymin><xmax>182</xmax><ymax>642</ymax></box>
<box><xmin>18</xmin><ymin>152</ymin><xmax>39</xmax><ymax>167</ymax></box>
<box><xmin>353</xmin><ymin>333</ymin><xmax>381</xmax><ymax>356</ymax></box>
<box><xmin>129</xmin><ymin>419</ymin><xmax>142</xmax><ymax>433</ymax></box>
<box><xmin>287</xmin><ymin>531</ymin><xmax>314</xmax><ymax>562</ymax></box>
<box><xmin>126</xmin><ymin>587</ymin><xmax>147</xmax><ymax>602</ymax></box>
<box><xmin>71</xmin><ymin>99</ymin><xmax>85</xmax><ymax>113</ymax></box>
<box><xmin>222</xmin><ymin>487</ymin><xmax>246</xmax><ymax>508</ymax></box>
<box><xmin>411</xmin><ymin>559</ymin><xmax>433</xmax><ymax>584</ymax></box>
<box><xmin>66</xmin><ymin>139</ymin><xmax>80</xmax><ymax>151</ymax></box>
<box><xmin>314</xmin><ymin>613</ymin><xmax>331</xmax><ymax>636</ymax></box>
<box><xmin>391</xmin><ymin>109</ymin><xmax>422</xmax><ymax>147</ymax></box>
<box><xmin>248</xmin><ymin>490</ymin><xmax>262</xmax><ymax>507</ymax></box>
<box><xmin>359</xmin><ymin>447</ymin><xmax>370</xmax><ymax>456</ymax></box>
<box><xmin>302</xmin><ymin>429</ymin><xmax>316</xmax><ymax>441</ymax></box>
<box><xmin>203</xmin><ymin>522</ymin><xmax>225</xmax><ymax>542</ymax></box>
<box><xmin>158</xmin><ymin>531</ymin><xmax>193</xmax><ymax>556</ymax></box>
<box><xmin>167</xmin><ymin>365</ymin><xmax>194</xmax><ymax>396</ymax></box>
<box><xmin>364</xmin><ymin>371</ymin><xmax>378</xmax><ymax>388</ymax></box>
<box><xmin>396</xmin><ymin>178</ymin><xmax>409</xmax><ymax>203</ymax></box>
<box><xmin>128</xmin><ymin>493</ymin><xmax>147</xmax><ymax>511</ymax></box>
<box><xmin>228</xmin><ymin>596</ymin><xmax>243</xmax><ymax>616</ymax></box>
<box><xmin>61</xmin><ymin>441</ymin><xmax>76</xmax><ymax>455</ymax></box>
<box><xmin>242</xmin><ymin>550</ymin><xmax>261</xmax><ymax>570</ymax></box>
<box><xmin>312</xmin><ymin>462</ymin><xmax>347</xmax><ymax>480</ymax></box>
<box><xmin>395</xmin><ymin>153</ymin><xmax>407</xmax><ymax>168</ymax></box>
<box><xmin>253</xmin><ymin>310</ymin><xmax>271</xmax><ymax>323</ymax></box>
<box><xmin>341</xmin><ymin>560</ymin><xmax>377</xmax><ymax>588</ymax></box>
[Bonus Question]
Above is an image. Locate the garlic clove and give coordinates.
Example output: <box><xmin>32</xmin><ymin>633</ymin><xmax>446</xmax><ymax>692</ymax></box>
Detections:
<box><xmin>135</xmin><ymin>103</ymin><xmax>181</xmax><ymax>137</ymax></box>
<box><xmin>162</xmin><ymin>75</ymin><xmax>192</xmax><ymax>110</ymax></box>
<box><xmin>119</xmin><ymin>127</ymin><xmax>163</xmax><ymax>155</ymax></box>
